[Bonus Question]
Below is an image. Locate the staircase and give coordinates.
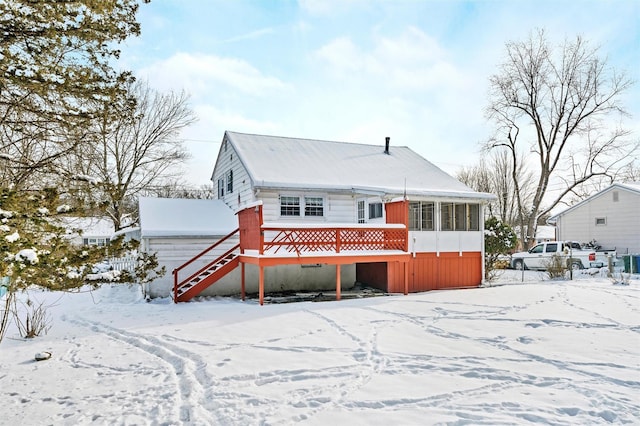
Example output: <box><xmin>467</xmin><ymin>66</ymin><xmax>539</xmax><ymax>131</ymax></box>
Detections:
<box><xmin>173</xmin><ymin>229</ymin><xmax>240</xmax><ymax>302</ymax></box>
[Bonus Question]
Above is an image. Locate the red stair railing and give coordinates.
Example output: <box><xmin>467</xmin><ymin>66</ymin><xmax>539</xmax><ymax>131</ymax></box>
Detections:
<box><xmin>173</xmin><ymin>228</ymin><xmax>239</xmax><ymax>302</ymax></box>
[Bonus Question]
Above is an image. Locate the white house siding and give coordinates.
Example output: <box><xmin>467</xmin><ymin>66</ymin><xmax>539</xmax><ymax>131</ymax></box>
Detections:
<box><xmin>212</xmin><ymin>139</ymin><xmax>254</xmax><ymax>212</ymax></box>
<box><xmin>410</xmin><ymin>231</ymin><xmax>483</xmax><ymax>254</ymax></box>
<box><xmin>555</xmin><ymin>188</ymin><xmax>640</xmax><ymax>254</ymax></box>
<box><xmin>143</xmin><ymin>235</ymin><xmax>243</xmax><ymax>298</ymax></box>
<box><xmin>259</xmin><ymin>190</ymin><xmax>357</xmax><ymax>223</ymax></box>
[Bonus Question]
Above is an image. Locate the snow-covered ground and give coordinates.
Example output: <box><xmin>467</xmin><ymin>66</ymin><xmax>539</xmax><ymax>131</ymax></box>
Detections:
<box><xmin>1</xmin><ymin>270</ymin><xmax>639</xmax><ymax>425</ymax></box>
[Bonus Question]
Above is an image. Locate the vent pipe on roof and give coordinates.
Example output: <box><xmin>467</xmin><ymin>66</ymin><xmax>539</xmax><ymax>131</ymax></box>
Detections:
<box><xmin>384</xmin><ymin>136</ymin><xmax>390</xmax><ymax>154</ymax></box>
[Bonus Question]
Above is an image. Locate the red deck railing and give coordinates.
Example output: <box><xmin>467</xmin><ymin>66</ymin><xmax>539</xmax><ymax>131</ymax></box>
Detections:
<box><xmin>237</xmin><ymin>203</ymin><xmax>409</xmax><ymax>256</ymax></box>
<box><xmin>261</xmin><ymin>224</ymin><xmax>408</xmax><ymax>255</ymax></box>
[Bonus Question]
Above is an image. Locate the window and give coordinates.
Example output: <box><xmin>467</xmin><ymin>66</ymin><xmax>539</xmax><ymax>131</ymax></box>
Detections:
<box><xmin>280</xmin><ymin>196</ymin><xmax>300</xmax><ymax>216</ymax></box>
<box><xmin>409</xmin><ymin>202</ymin><xmax>434</xmax><ymax>231</ymax></box>
<box><xmin>595</xmin><ymin>217</ymin><xmax>606</xmax><ymax>226</ymax></box>
<box><xmin>530</xmin><ymin>244</ymin><xmax>543</xmax><ymax>254</ymax></box>
<box><xmin>217</xmin><ymin>178</ymin><xmax>224</xmax><ymax>198</ymax></box>
<box><xmin>369</xmin><ymin>202</ymin><xmax>383</xmax><ymax>219</ymax></box>
<box><xmin>467</xmin><ymin>204</ymin><xmax>480</xmax><ymax>231</ymax></box>
<box><xmin>304</xmin><ymin>197</ymin><xmax>324</xmax><ymax>216</ymax></box>
<box><xmin>454</xmin><ymin>203</ymin><xmax>466</xmax><ymax>231</ymax></box>
<box><xmin>226</xmin><ymin>170</ymin><xmax>233</xmax><ymax>193</ymax></box>
<box><xmin>440</xmin><ymin>203</ymin><xmax>480</xmax><ymax>231</ymax></box>
<box><xmin>545</xmin><ymin>243</ymin><xmax>558</xmax><ymax>253</ymax></box>
<box><xmin>357</xmin><ymin>200</ymin><xmax>365</xmax><ymax>223</ymax></box>
<box><xmin>440</xmin><ymin>202</ymin><xmax>454</xmax><ymax>231</ymax></box>
<box><xmin>83</xmin><ymin>237</ymin><xmax>110</xmax><ymax>247</ymax></box>
<box><xmin>280</xmin><ymin>195</ymin><xmax>325</xmax><ymax>217</ymax></box>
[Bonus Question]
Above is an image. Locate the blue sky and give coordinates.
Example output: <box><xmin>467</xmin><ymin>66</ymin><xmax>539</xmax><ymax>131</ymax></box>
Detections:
<box><xmin>120</xmin><ymin>0</ymin><xmax>640</xmax><ymax>187</ymax></box>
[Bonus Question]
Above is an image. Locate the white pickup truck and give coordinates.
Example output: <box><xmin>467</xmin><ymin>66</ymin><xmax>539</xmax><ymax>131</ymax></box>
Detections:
<box><xmin>510</xmin><ymin>241</ymin><xmax>616</xmax><ymax>271</ymax></box>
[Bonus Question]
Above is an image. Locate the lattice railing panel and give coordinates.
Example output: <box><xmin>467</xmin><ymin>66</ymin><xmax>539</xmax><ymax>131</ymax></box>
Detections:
<box><xmin>262</xmin><ymin>226</ymin><xmax>407</xmax><ymax>254</ymax></box>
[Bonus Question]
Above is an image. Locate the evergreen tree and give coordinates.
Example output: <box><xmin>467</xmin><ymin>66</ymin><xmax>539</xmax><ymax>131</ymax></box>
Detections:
<box><xmin>484</xmin><ymin>217</ymin><xmax>518</xmax><ymax>280</ymax></box>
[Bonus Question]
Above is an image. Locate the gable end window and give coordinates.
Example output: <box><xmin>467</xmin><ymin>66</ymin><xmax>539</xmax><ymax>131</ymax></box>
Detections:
<box><xmin>226</xmin><ymin>170</ymin><xmax>233</xmax><ymax>193</ymax></box>
<box><xmin>217</xmin><ymin>178</ymin><xmax>225</xmax><ymax>198</ymax></box>
<box><xmin>595</xmin><ymin>217</ymin><xmax>606</xmax><ymax>226</ymax></box>
<box><xmin>368</xmin><ymin>202</ymin><xmax>383</xmax><ymax>219</ymax></box>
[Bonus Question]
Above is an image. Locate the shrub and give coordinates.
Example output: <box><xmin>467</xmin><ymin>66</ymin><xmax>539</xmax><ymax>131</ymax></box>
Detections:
<box><xmin>545</xmin><ymin>254</ymin><xmax>568</xmax><ymax>280</ymax></box>
<box><xmin>484</xmin><ymin>217</ymin><xmax>518</xmax><ymax>281</ymax></box>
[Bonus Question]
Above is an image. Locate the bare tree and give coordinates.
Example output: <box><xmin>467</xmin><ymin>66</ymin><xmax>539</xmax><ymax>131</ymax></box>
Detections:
<box><xmin>457</xmin><ymin>149</ymin><xmax>534</xmax><ymax>226</ymax></box>
<box><xmin>69</xmin><ymin>80</ymin><xmax>196</xmax><ymax>230</ymax></box>
<box><xmin>486</xmin><ymin>29</ymin><xmax>636</xmax><ymax>247</ymax></box>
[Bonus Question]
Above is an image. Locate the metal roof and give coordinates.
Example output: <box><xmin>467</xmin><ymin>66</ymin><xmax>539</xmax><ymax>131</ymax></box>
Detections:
<box><xmin>224</xmin><ymin>131</ymin><xmax>495</xmax><ymax>200</ymax></box>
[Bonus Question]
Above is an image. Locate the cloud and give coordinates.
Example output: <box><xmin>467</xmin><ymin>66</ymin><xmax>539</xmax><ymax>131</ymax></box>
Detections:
<box><xmin>138</xmin><ymin>52</ymin><xmax>289</xmax><ymax>97</ymax></box>
<box><xmin>313</xmin><ymin>27</ymin><xmax>469</xmax><ymax>92</ymax></box>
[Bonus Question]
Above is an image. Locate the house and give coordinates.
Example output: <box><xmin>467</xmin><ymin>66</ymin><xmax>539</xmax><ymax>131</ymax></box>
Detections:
<box><xmin>169</xmin><ymin>131</ymin><xmax>495</xmax><ymax>303</ymax></box>
<box><xmin>547</xmin><ymin>182</ymin><xmax>640</xmax><ymax>255</ymax></box>
<box><xmin>535</xmin><ymin>225</ymin><xmax>556</xmax><ymax>244</ymax></box>
<box><xmin>60</xmin><ymin>216</ymin><xmax>114</xmax><ymax>247</ymax></box>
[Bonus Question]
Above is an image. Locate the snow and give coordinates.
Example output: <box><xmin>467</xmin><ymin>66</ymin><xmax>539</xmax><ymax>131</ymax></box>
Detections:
<box><xmin>225</xmin><ymin>131</ymin><xmax>495</xmax><ymax>201</ymax></box>
<box><xmin>16</xmin><ymin>248</ymin><xmax>38</xmax><ymax>264</ymax></box>
<box><xmin>1</xmin><ymin>271</ymin><xmax>638</xmax><ymax>425</ymax></box>
<box><xmin>138</xmin><ymin>197</ymin><xmax>237</xmax><ymax>237</ymax></box>
<box><xmin>5</xmin><ymin>231</ymin><xmax>19</xmax><ymax>242</ymax></box>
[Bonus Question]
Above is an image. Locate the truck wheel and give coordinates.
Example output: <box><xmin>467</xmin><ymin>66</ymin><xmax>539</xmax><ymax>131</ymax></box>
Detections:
<box><xmin>513</xmin><ymin>259</ymin><xmax>525</xmax><ymax>270</ymax></box>
<box><xmin>571</xmin><ymin>261</ymin><xmax>583</xmax><ymax>270</ymax></box>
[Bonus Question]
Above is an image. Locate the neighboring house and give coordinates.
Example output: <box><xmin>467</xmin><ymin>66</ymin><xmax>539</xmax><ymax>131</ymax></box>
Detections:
<box><xmin>548</xmin><ymin>182</ymin><xmax>640</xmax><ymax>255</ymax></box>
<box><xmin>535</xmin><ymin>225</ymin><xmax>556</xmax><ymax>244</ymax></box>
<box><xmin>169</xmin><ymin>131</ymin><xmax>495</xmax><ymax>303</ymax></box>
<box><xmin>61</xmin><ymin>217</ymin><xmax>114</xmax><ymax>247</ymax></box>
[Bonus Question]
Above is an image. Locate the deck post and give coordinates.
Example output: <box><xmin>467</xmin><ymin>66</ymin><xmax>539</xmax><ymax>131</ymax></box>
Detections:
<box><xmin>241</xmin><ymin>262</ymin><xmax>246</xmax><ymax>301</ymax></box>
<box><xmin>259</xmin><ymin>265</ymin><xmax>264</xmax><ymax>306</ymax></box>
<box><xmin>336</xmin><ymin>264</ymin><xmax>341</xmax><ymax>301</ymax></box>
<box><xmin>404</xmin><ymin>261</ymin><xmax>409</xmax><ymax>295</ymax></box>
<box><xmin>173</xmin><ymin>269</ymin><xmax>177</xmax><ymax>303</ymax></box>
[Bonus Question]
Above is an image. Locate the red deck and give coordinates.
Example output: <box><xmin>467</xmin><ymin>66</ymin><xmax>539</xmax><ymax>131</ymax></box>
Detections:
<box><xmin>173</xmin><ymin>199</ymin><xmax>482</xmax><ymax>304</ymax></box>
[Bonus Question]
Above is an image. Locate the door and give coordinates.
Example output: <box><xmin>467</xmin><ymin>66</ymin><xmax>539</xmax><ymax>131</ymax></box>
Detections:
<box><xmin>357</xmin><ymin>200</ymin><xmax>365</xmax><ymax>223</ymax></box>
<box><xmin>524</xmin><ymin>243</ymin><xmax>545</xmax><ymax>269</ymax></box>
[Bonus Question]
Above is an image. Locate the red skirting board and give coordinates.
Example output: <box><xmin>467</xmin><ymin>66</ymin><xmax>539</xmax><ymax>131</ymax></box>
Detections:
<box><xmin>358</xmin><ymin>252</ymin><xmax>482</xmax><ymax>293</ymax></box>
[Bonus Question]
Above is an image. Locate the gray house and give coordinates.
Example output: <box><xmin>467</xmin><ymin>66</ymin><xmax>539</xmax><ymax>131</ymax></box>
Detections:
<box><xmin>548</xmin><ymin>182</ymin><xmax>640</xmax><ymax>255</ymax></box>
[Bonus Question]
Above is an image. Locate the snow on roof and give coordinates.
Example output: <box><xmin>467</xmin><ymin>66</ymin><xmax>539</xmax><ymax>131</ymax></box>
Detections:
<box><xmin>59</xmin><ymin>216</ymin><xmax>114</xmax><ymax>237</ymax></box>
<box><xmin>619</xmin><ymin>181</ymin><xmax>640</xmax><ymax>193</ymax></box>
<box><xmin>225</xmin><ymin>131</ymin><xmax>495</xmax><ymax>201</ymax></box>
<box><xmin>549</xmin><ymin>181</ymin><xmax>640</xmax><ymax>220</ymax></box>
<box><xmin>138</xmin><ymin>197</ymin><xmax>237</xmax><ymax>238</ymax></box>
<box><xmin>535</xmin><ymin>225</ymin><xmax>556</xmax><ymax>240</ymax></box>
